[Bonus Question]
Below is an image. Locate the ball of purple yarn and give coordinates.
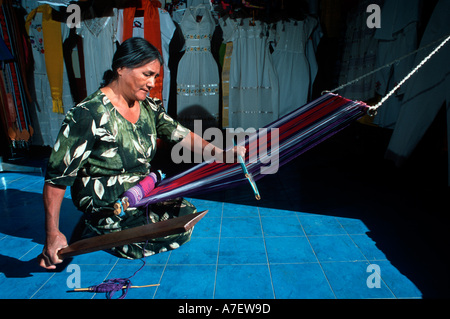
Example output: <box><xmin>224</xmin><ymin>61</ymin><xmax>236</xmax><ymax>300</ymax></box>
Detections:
<box><xmin>123</xmin><ymin>173</ymin><xmax>157</xmax><ymax>207</ymax></box>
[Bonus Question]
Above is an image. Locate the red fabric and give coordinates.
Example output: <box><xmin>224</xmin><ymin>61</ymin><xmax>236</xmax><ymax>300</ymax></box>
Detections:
<box><xmin>122</xmin><ymin>0</ymin><xmax>164</xmax><ymax>102</ymax></box>
<box><xmin>0</xmin><ymin>5</ymin><xmax>25</xmax><ymax>130</ymax></box>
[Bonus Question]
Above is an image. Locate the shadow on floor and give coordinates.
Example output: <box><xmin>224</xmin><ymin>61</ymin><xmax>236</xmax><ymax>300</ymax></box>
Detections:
<box><xmin>0</xmin><ymin>188</ymin><xmax>81</xmax><ymax>278</ymax></box>
<box><xmin>191</xmin><ymin>122</ymin><xmax>450</xmax><ymax>298</ymax></box>
<box><xmin>1</xmin><ymin>122</ymin><xmax>449</xmax><ymax>298</ymax></box>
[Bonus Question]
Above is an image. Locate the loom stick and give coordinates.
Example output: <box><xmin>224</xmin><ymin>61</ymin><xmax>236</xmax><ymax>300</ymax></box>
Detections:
<box><xmin>234</xmin><ymin>140</ymin><xmax>261</xmax><ymax>200</ymax></box>
<box><xmin>237</xmin><ymin>152</ymin><xmax>261</xmax><ymax>200</ymax></box>
<box><xmin>57</xmin><ymin>210</ymin><xmax>208</xmax><ymax>259</ymax></box>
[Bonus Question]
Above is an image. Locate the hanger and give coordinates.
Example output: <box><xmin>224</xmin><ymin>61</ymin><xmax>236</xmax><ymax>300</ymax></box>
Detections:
<box><xmin>135</xmin><ymin>9</ymin><xmax>145</xmax><ymax>17</ymax></box>
<box><xmin>249</xmin><ymin>9</ymin><xmax>255</xmax><ymax>26</ymax></box>
<box><xmin>189</xmin><ymin>3</ymin><xmax>207</xmax><ymax>21</ymax></box>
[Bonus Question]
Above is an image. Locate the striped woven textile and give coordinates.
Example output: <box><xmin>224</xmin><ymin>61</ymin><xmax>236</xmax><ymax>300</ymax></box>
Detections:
<box><xmin>137</xmin><ymin>93</ymin><xmax>369</xmax><ymax>207</ymax></box>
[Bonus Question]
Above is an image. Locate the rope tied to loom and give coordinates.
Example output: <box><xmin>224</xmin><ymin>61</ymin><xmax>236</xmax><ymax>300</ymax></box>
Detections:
<box><xmin>368</xmin><ymin>34</ymin><xmax>450</xmax><ymax>115</ymax></box>
<box><xmin>326</xmin><ymin>33</ymin><xmax>450</xmax><ymax>117</ymax></box>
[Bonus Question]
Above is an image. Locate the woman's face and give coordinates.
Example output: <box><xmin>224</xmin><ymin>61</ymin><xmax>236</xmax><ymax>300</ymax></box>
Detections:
<box><xmin>117</xmin><ymin>59</ymin><xmax>161</xmax><ymax>102</ymax></box>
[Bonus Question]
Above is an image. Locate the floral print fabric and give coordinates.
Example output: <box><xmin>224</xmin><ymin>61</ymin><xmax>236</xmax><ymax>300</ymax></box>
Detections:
<box><xmin>45</xmin><ymin>89</ymin><xmax>191</xmax><ymax>217</ymax></box>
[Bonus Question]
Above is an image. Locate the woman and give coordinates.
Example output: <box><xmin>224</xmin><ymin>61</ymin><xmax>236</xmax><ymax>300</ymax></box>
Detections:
<box><xmin>39</xmin><ymin>37</ymin><xmax>244</xmax><ymax>269</ymax></box>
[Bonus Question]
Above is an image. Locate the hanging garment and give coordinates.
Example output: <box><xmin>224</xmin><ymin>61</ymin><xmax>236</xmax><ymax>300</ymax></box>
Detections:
<box><xmin>135</xmin><ymin>93</ymin><xmax>369</xmax><ymax>207</ymax></box>
<box><xmin>24</xmin><ymin>7</ymin><xmax>74</xmax><ymax>146</ymax></box>
<box><xmin>25</xmin><ymin>4</ymin><xmax>64</xmax><ymax>113</ymax></box>
<box><xmin>219</xmin><ymin>16</ymin><xmax>236</xmax><ymax>128</ymax></box>
<box><xmin>121</xmin><ymin>0</ymin><xmax>164</xmax><ymax>102</ymax></box>
<box><xmin>171</xmin><ymin>1</ymin><xmax>187</xmax><ymax>24</ymax></box>
<box><xmin>338</xmin><ymin>0</ymin><xmax>382</xmax><ymax>102</ymax></box>
<box><xmin>228</xmin><ymin>18</ymin><xmax>279</xmax><ymax>130</ymax></box>
<box><xmin>172</xmin><ymin>0</ymin><xmax>212</xmax><ymax>23</ymax></box>
<box><xmin>176</xmin><ymin>4</ymin><xmax>220</xmax><ymax>129</ymax></box>
<box><xmin>0</xmin><ymin>35</ymin><xmax>13</xmax><ymax>60</ymax></box>
<box><xmin>187</xmin><ymin>0</ymin><xmax>211</xmax><ymax>8</ymax></box>
<box><xmin>271</xmin><ymin>17</ymin><xmax>319</xmax><ymax>117</ymax></box>
<box><xmin>373</xmin><ymin>0</ymin><xmax>421</xmax><ymax>129</ymax></box>
<box><xmin>386</xmin><ymin>0</ymin><xmax>450</xmax><ymax>185</ymax></box>
<box><xmin>77</xmin><ymin>8</ymin><xmax>118</xmax><ymax>96</ymax></box>
<box><xmin>20</xmin><ymin>0</ymin><xmax>40</xmax><ymax>13</ymax></box>
<box><xmin>167</xmin><ymin>21</ymin><xmax>185</xmax><ymax>118</ymax></box>
<box><xmin>117</xmin><ymin>5</ymin><xmax>175</xmax><ymax>107</ymax></box>
<box><xmin>158</xmin><ymin>9</ymin><xmax>176</xmax><ymax>108</ymax></box>
<box><xmin>306</xmin><ymin>18</ymin><xmax>322</xmax><ymax>98</ymax></box>
<box><xmin>1</xmin><ymin>0</ymin><xmax>32</xmax><ymax>142</ymax></box>
<box><xmin>221</xmin><ymin>41</ymin><xmax>233</xmax><ymax>128</ymax></box>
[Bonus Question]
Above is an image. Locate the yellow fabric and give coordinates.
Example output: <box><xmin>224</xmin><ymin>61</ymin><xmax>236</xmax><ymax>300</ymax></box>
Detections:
<box><xmin>25</xmin><ymin>4</ymin><xmax>64</xmax><ymax>114</ymax></box>
<box><xmin>221</xmin><ymin>42</ymin><xmax>233</xmax><ymax>128</ymax></box>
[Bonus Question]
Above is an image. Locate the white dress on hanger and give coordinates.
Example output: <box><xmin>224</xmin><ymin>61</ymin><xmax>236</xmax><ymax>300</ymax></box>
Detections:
<box><xmin>271</xmin><ymin>17</ymin><xmax>318</xmax><ymax>117</ymax></box>
<box><xmin>228</xmin><ymin>18</ymin><xmax>279</xmax><ymax>129</ymax></box>
<box><xmin>176</xmin><ymin>4</ymin><xmax>220</xmax><ymax>129</ymax></box>
<box><xmin>27</xmin><ymin>12</ymin><xmax>74</xmax><ymax>146</ymax></box>
<box><xmin>77</xmin><ymin>8</ymin><xmax>118</xmax><ymax>96</ymax></box>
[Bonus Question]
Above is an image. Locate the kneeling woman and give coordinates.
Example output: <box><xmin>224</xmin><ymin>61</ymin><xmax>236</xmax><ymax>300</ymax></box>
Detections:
<box><xmin>39</xmin><ymin>37</ymin><xmax>245</xmax><ymax>269</ymax></box>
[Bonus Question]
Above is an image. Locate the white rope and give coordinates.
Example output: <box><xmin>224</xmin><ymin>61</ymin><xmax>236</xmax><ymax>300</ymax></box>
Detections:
<box><xmin>367</xmin><ymin>33</ymin><xmax>450</xmax><ymax>115</ymax></box>
<box><xmin>327</xmin><ymin>34</ymin><xmax>450</xmax><ymax>95</ymax></box>
<box><xmin>324</xmin><ymin>34</ymin><xmax>450</xmax><ymax>116</ymax></box>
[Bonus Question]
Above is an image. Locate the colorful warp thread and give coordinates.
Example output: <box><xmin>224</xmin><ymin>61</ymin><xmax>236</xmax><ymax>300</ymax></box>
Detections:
<box><xmin>136</xmin><ymin>93</ymin><xmax>369</xmax><ymax>207</ymax></box>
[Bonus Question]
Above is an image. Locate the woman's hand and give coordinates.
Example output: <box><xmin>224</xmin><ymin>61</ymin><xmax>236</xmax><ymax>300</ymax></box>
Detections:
<box><xmin>222</xmin><ymin>145</ymin><xmax>246</xmax><ymax>163</ymax></box>
<box><xmin>38</xmin><ymin>231</ymin><xmax>68</xmax><ymax>269</ymax></box>
<box><xmin>233</xmin><ymin>145</ymin><xmax>246</xmax><ymax>158</ymax></box>
<box><xmin>180</xmin><ymin>132</ymin><xmax>247</xmax><ymax>164</ymax></box>
<box><xmin>40</xmin><ymin>183</ymin><xmax>68</xmax><ymax>269</ymax></box>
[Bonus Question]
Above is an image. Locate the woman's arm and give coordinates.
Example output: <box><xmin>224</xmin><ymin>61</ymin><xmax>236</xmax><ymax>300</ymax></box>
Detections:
<box><xmin>179</xmin><ymin>131</ymin><xmax>246</xmax><ymax>162</ymax></box>
<box><xmin>38</xmin><ymin>183</ymin><xmax>68</xmax><ymax>269</ymax></box>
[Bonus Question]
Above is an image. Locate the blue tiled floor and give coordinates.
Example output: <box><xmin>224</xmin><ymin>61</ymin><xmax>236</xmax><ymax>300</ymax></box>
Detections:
<box><xmin>0</xmin><ymin>170</ymin><xmax>429</xmax><ymax>299</ymax></box>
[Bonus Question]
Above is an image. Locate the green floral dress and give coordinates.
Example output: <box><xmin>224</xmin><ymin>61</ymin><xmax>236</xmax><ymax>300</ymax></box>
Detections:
<box><xmin>45</xmin><ymin>89</ymin><xmax>196</xmax><ymax>259</ymax></box>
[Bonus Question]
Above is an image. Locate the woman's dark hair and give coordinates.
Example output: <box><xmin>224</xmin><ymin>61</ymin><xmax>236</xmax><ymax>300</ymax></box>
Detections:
<box><xmin>101</xmin><ymin>37</ymin><xmax>164</xmax><ymax>87</ymax></box>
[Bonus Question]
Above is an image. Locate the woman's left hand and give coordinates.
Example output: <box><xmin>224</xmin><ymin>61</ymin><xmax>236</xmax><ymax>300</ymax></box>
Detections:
<box><xmin>233</xmin><ymin>145</ymin><xmax>246</xmax><ymax>159</ymax></box>
<box><xmin>222</xmin><ymin>145</ymin><xmax>246</xmax><ymax>163</ymax></box>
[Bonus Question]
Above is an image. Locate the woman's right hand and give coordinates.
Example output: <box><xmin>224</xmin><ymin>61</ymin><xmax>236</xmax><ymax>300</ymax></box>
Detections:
<box><xmin>38</xmin><ymin>231</ymin><xmax>68</xmax><ymax>269</ymax></box>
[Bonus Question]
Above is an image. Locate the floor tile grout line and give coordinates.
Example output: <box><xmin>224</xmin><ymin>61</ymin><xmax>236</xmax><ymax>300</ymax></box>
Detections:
<box><xmin>257</xmin><ymin>206</ymin><xmax>276</xmax><ymax>299</ymax></box>
<box><xmin>29</xmin><ymin>272</ymin><xmax>57</xmax><ymax>299</ymax></box>
<box><xmin>144</xmin><ymin>262</ymin><xmax>346</xmax><ymax>266</ymax></box>
<box><xmin>20</xmin><ymin>178</ymin><xmax>45</xmax><ymax>191</ymax></box>
<box><xmin>0</xmin><ymin>174</ymin><xmax>27</xmax><ymax>186</ymax></box>
<box><xmin>10</xmin><ymin>241</ymin><xmax>51</xmax><ymax>299</ymax></box>
<box><xmin>334</xmin><ymin>217</ymin><xmax>398</xmax><ymax>299</ymax></box>
<box><xmin>147</xmin><ymin>262</ymin><xmax>279</xmax><ymax>267</ymax></box>
<box><xmin>0</xmin><ymin>191</ymin><xmax>420</xmax><ymax>299</ymax></box>
<box><xmin>150</xmin><ymin>202</ymin><xmax>180</xmax><ymax>299</ymax></box>
<box><xmin>19</xmin><ymin>243</ymin><xmax>40</xmax><ymax>261</ymax></box>
<box><xmin>296</xmin><ymin>213</ymin><xmax>337</xmax><ymax>299</ymax></box>
<box><xmin>212</xmin><ymin>202</ymin><xmax>224</xmax><ymax>299</ymax></box>
<box><xmin>9</xmin><ymin>176</ymin><xmax>43</xmax><ymax>191</ymax></box>
<box><xmin>152</xmin><ymin>251</ymin><xmax>172</xmax><ymax>299</ymax></box>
